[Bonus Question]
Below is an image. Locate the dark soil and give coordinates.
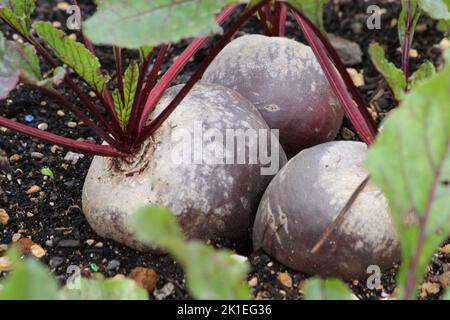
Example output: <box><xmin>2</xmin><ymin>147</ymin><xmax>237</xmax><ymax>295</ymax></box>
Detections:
<box><xmin>0</xmin><ymin>0</ymin><xmax>449</xmax><ymax>300</ymax></box>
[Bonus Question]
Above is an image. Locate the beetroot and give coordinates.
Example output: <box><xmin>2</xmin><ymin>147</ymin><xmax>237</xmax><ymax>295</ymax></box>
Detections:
<box><xmin>82</xmin><ymin>83</ymin><xmax>287</xmax><ymax>251</ymax></box>
<box><xmin>203</xmin><ymin>34</ymin><xmax>344</xmax><ymax>158</ymax></box>
<box><xmin>252</xmin><ymin>141</ymin><xmax>400</xmax><ymax>280</ymax></box>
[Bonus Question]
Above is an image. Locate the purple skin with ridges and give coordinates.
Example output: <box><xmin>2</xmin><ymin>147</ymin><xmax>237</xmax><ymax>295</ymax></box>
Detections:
<box><xmin>253</xmin><ymin>141</ymin><xmax>400</xmax><ymax>280</ymax></box>
<box><xmin>82</xmin><ymin>83</ymin><xmax>287</xmax><ymax>252</ymax></box>
<box><xmin>203</xmin><ymin>34</ymin><xmax>344</xmax><ymax>159</ymax></box>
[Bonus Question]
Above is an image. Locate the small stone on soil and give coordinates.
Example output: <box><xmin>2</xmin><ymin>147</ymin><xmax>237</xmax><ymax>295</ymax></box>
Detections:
<box><xmin>248</xmin><ymin>277</ymin><xmax>258</xmax><ymax>287</ymax></box>
<box><xmin>31</xmin><ymin>152</ymin><xmax>44</xmax><ymax>160</ymax></box>
<box><xmin>435</xmin><ymin>38</ymin><xmax>450</xmax><ymax>51</ymax></box>
<box><xmin>64</xmin><ymin>152</ymin><xmax>84</xmax><ymax>165</ymax></box>
<box><xmin>277</xmin><ymin>272</ymin><xmax>293</xmax><ymax>288</ymax></box>
<box><xmin>328</xmin><ymin>34</ymin><xmax>363</xmax><ymax>66</ymax></box>
<box><xmin>57</xmin><ymin>239</ymin><xmax>80</xmax><ymax>248</ymax></box>
<box><xmin>94</xmin><ymin>242</ymin><xmax>104</xmax><ymax>248</ymax></box>
<box><xmin>341</xmin><ymin>127</ymin><xmax>356</xmax><ymax>140</ymax></box>
<box><xmin>45</xmin><ymin>239</ymin><xmax>54</xmax><ymax>247</ymax></box>
<box><xmin>30</xmin><ymin>244</ymin><xmax>46</xmax><ymax>258</ymax></box>
<box><xmin>437</xmin><ymin>272</ymin><xmax>450</xmax><ymax>289</ymax></box>
<box><xmin>0</xmin><ymin>257</ymin><xmax>13</xmax><ymax>272</ymax></box>
<box><xmin>347</xmin><ymin>68</ymin><xmax>365</xmax><ymax>87</ymax></box>
<box><xmin>129</xmin><ymin>267</ymin><xmax>158</xmax><ymax>293</ymax></box>
<box><xmin>154</xmin><ymin>282</ymin><xmax>175</xmax><ymax>300</ymax></box>
<box><xmin>10</xmin><ymin>154</ymin><xmax>21</xmax><ymax>162</ymax></box>
<box><xmin>37</xmin><ymin>123</ymin><xmax>48</xmax><ymax>131</ymax></box>
<box><xmin>0</xmin><ymin>208</ymin><xmax>9</xmax><ymax>225</ymax></box>
<box><xmin>440</xmin><ymin>244</ymin><xmax>450</xmax><ymax>254</ymax></box>
<box><xmin>420</xmin><ymin>282</ymin><xmax>441</xmax><ymax>298</ymax></box>
<box><xmin>12</xmin><ymin>233</ymin><xmax>21</xmax><ymax>242</ymax></box>
<box><xmin>49</xmin><ymin>256</ymin><xmax>64</xmax><ymax>268</ymax></box>
<box><xmin>17</xmin><ymin>238</ymin><xmax>36</xmax><ymax>254</ymax></box>
<box><xmin>107</xmin><ymin>260</ymin><xmax>121</xmax><ymax>271</ymax></box>
<box><xmin>26</xmin><ymin>185</ymin><xmax>41</xmax><ymax>195</ymax></box>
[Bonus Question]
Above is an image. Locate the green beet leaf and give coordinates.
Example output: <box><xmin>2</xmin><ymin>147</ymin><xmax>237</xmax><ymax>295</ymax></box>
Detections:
<box><xmin>0</xmin><ymin>248</ymin><xmax>59</xmax><ymax>300</ymax></box>
<box><xmin>83</xmin><ymin>0</ymin><xmax>244</xmax><ymax>49</ymax></box>
<box><xmin>303</xmin><ymin>278</ymin><xmax>354</xmax><ymax>300</ymax></box>
<box><xmin>129</xmin><ymin>206</ymin><xmax>251</xmax><ymax>300</ymax></box>
<box><xmin>0</xmin><ymin>31</ymin><xmax>41</xmax><ymax>99</ymax></box>
<box><xmin>34</xmin><ymin>22</ymin><xmax>110</xmax><ymax>93</ymax></box>
<box><xmin>112</xmin><ymin>60</ymin><xmax>139</xmax><ymax>130</ymax></box>
<box><xmin>409</xmin><ymin>60</ymin><xmax>435</xmax><ymax>90</ymax></box>
<box><xmin>0</xmin><ymin>0</ymin><xmax>35</xmax><ymax>37</ymax></box>
<box><xmin>59</xmin><ymin>274</ymin><xmax>148</xmax><ymax>300</ymax></box>
<box><xmin>366</xmin><ymin>50</ymin><xmax>450</xmax><ymax>300</ymax></box>
<box><xmin>287</xmin><ymin>0</ymin><xmax>328</xmax><ymax>32</ymax></box>
<box><xmin>418</xmin><ymin>0</ymin><xmax>450</xmax><ymax>20</ymax></box>
<box><xmin>368</xmin><ymin>42</ymin><xmax>406</xmax><ymax>101</ymax></box>
<box><xmin>398</xmin><ymin>0</ymin><xmax>421</xmax><ymax>50</ymax></box>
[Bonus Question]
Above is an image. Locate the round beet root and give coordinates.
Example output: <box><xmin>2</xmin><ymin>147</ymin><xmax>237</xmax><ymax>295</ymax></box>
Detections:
<box><xmin>83</xmin><ymin>83</ymin><xmax>287</xmax><ymax>252</ymax></box>
<box><xmin>252</xmin><ymin>141</ymin><xmax>400</xmax><ymax>280</ymax></box>
<box><xmin>203</xmin><ymin>34</ymin><xmax>344</xmax><ymax>159</ymax></box>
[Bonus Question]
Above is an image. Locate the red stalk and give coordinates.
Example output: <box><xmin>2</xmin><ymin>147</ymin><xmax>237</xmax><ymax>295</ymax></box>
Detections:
<box><xmin>257</xmin><ymin>8</ymin><xmax>273</xmax><ymax>35</ymax></box>
<box><xmin>129</xmin><ymin>44</ymin><xmax>169</xmax><ymax>138</ymax></box>
<box><xmin>402</xmin><ymin>0</ymin><xmax>412</xmax><ymax>85</ymax></box>
<box><xmin>136</xmin><ymin>4</ymin><xmax>239</xmax><ymax>135</ymax></box>
<box><xmin>139</xmin><ymin>45</ymin><xmax>169</xmax><ymax>116</ymax></box>
<box><xmin>273</xmin><ymin>1</ymin><xmax>287</xmax><ymax>37</ymax></box>
<box><xmin>0</xmin><ymin>15</ymin><xmax>123</xmax><ymax>140</ymax></box>
<box><xmin>0</xmin><ymin>116</ymin><xmax>122</xmax><ymax>157</ymax></box>
<box><xmin>66</xmin><ymin>0</ymin><xmax>120</xmax><ymax>131</ymax></box>
<box><xmin>136</xmin><ymin>1</ymin><xmax>270</xmax><ymax>146</ymax></box>
<box><xmin>126</xmin><ymin>48</ymin><xmax>158</xmax><ymax>140</ymax></box>
<box><xmin>67</xmin><ymin>0</ymin><xmax>119</xmax><ymax>129</ymax></box>
<box><xmin>289</xmin><ymin>6</ymin><xmax>377</xmax><ymax>145</ymax></box>
<box><xmin>27</xmin><ymin>35</ymin><xmax>123</xmax><ymax>139</ymax></box>
<box><xmin>34</xmin><ymin>86</ymin><xmax>127</xmax><ymax>151</ymax></box>
<box><xmin>263</xmin><ymin>3</ymin><xmax>273</xmax><ymax>22</ymax></box>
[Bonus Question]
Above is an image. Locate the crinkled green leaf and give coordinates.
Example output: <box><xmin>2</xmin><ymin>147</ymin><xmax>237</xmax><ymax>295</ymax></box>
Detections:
<box><xmin>409</xmin><ymin>60</ymin><xmax>435</xmax><ymax>90</ymax></box>
<box><xmin>287</xmin><ymin>0</ymin><xmax>328</xmax><ymax>32</ymax></box>
<box><xmin>112</xmin><ymin>60</ymin><xmax>139</xmax><ymax>130</ymax></box>
<box><xmin>0</xmin><ymin>31</ymin><xmax>41</xmax><ymax>99</ymax></box>
<box><xmin>418</xmin><ymin>0</ymin><xmax>450</xmax><ymax>20</ymax></box>
<box><xmin>83</xmin><ymin>0</ymin><xmax>244</xmax><ymax>49</ymax></box>
<box><xmin>59</xmin><ymin>274</ymin><xmax>148</xmax><ymax>300</ymax></box>
<box><xmin>184</xmin><ymin>242</ymin><xmax>251</xmax><ymax>300</ymax></box>
<box><xmin>366</xmin><ymin>51</ymin><xmax>450</xmax><ymax>300</ymax></box>
<box><xmin>0</xmin><ymin>0</ymin><xmax>35</xmax><ymax>37</ymax></box>
<box><xmin>303</xmin><ymin>278</ymin><xmax>354</xmax><ymax>300</ymax></box>
<box><xmin>34</xmin><ymin>21</ymin><xmax>109</xmax><ymax>93</ymax></box>
<box><xmin>129</xmin><ymin>206</ymin><xmax>185</xmax><ymax>250</ymax></box>
<box><xmin>129</xmin><ymin>206</ymin><xmax>251</xmax><ymax>300</ymax></box>
<box><xmin>369</xmin><ymin>42</ymin><xmax>406</xmax><ymax>101</ymax></box>
<box><xmin>0</xmin><ymin>0</ymin><xmax>35</xmax><ymax>17</ymax></box>
<box><xmin>0</xmin><ymin>248</ymin><xmax>59</xmax><ymax>300</ymax></box>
